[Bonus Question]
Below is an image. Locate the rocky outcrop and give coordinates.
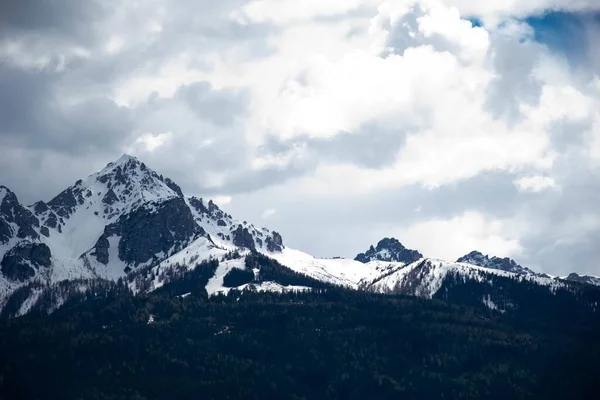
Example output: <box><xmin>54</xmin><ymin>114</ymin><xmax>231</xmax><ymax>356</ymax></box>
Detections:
<box><xmin>90</xmin><ymin>235</ymin><xmax>110</xmax><ymax>265</ymax></box>
<box><xmin>232</xmin><ymin>225</ymin><xmax>256</xmax><ymax>251</ymax></box>
<box><xmin>355</xmin><ymin>238</ymin><xmax>422</xmax><ymax>264</ymax></box>
<box><xmin>456</xmin><ymin>251</ymin><xmax>536</xmax><ymax>276</ymax></box>
<box><xmin>90</xmin><ymin>197</ymin><xmax>202</xmax><ymax>269</ymax></box>
<box><xmin>565</xmin><ymin>273</ymin><xmax>600</xmax><ymax>287</ymax></box>
<box><xmin>0</xmin><ymin>186</ymin><xmax>40</xmax><ymax>243</ymax></box>
<box><xmin>47</xmin><ymin>186</ymin><xmax>82</xmax><ymax>218</ymax></box>
<box><xmin>1</xmin><ymin>243</ymin><xmax>51</xmax><ymax>282</ymax></box>
<box><xmin>161</xmin><ymin>177</ymin><xmax>184</xmax><ymax>198</ymax></box>
<box><xmin>265</xmin><ymin>231</ymin><xmax>284</xmax><ymax>252</ymax></box>
<box><xmin>102</xmin><ymin>189</ymin><xmax>119</xmax><ymax>205</ymax></box>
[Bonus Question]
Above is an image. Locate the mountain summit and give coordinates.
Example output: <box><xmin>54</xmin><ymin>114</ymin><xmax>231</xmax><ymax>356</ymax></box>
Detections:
<box><xmin>456</xmin><ymin>251</ymin><xmax>537</xmax><ymax>276</ymax></box>
<box><xmin>1</xmin><ymin>155</ymin><xmax>599</xmax><ymax>318</ymax></box>
<box><xmin>0</xmin><ymin>155</ymin><xmax>285</xmax><ymax>311</ymax></box>
<box><xmin>354</xmin><ymin>237</ymin><xmax>423</xmax><ymax>264</ymax></box>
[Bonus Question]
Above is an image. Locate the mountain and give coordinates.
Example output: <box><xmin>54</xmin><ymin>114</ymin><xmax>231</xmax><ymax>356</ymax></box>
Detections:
<box><xmin>564</xmin><ymin>272</ymin><xmax>600</xmax><ymax>287</ymax></box>
<box><xmin>1</xmin><ymin>154</ymin><xmax>599</xmax><ymax>317</ymax></box>
<box><xmin>456</xmin><ymin>250</ymin><xmax>539</xmax><ymax>276</ymax></box>
<box><xmin>0</xmin><ymin>155</ymin><xmax>284</xmax><ymax>314</ymax></box>
<box><xmin>354</xmin><ymin>237</ymin><xmax>423</xmax><ymax>264</ymax></box>
<box><xmin>0</xmin><ymin>186</ymin><xmax>51</xmax><ymax>286</ymax></box>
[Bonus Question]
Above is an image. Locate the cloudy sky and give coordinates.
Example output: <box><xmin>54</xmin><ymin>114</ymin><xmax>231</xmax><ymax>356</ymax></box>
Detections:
<box><xmin>1</xmin><ymin>0</ymin><xmax>599</xmax><ymax>275</ymax></box>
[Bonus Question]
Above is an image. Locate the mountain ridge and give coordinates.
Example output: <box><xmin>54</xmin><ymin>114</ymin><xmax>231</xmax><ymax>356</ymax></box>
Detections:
<box><xmin>1</xmin><ymin>154</ymin><xmax>598</xmax><ymax>316</ymax></box>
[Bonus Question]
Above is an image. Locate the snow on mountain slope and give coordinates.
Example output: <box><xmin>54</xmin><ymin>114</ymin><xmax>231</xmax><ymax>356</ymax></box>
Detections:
<box><xmin>1</xmin><ymin>154</ymin><xmax>288</xmax><ymax>309</ymax></box>
<box><xmin>264</xmin><ymin>247</ymin><xmax>413</xmax><ymax>289</ymax></box>
<box><xmin>3</xmin><ymin>155</ymin><xmax>599</xmax><ymax>316</ymax></box>
<box><xmin>366</xmin><ymin>258</ymin><xmax>562</xmax><ymax>298</ymax></box>
<box><xmin>187</xmin><ymin>196</ymin><xmax>284</xmax><ymax>253</ymax></box>
<box><xmin>206</xmin><ymin>258</ymin><xmax>249</xmax><ymax>296</ymax></box>
<box><xmin>265</xmin><ymin>247</ymin><xmax>565</xmax><ymax>303</ymax></box>
<box><xmin>33</xmin><ymin>154</ymin><xmax>181</xmax><ymax>261</ymax></box>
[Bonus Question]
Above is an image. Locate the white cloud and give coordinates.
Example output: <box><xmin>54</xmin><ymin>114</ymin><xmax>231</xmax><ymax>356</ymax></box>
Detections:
<box><xmin>104</xmin><ymin>36</ymin><xmax>125</xmax><ymax>55</ymax></box>
<box><xmin>261</xmin><ymin>208</ymin><xmax>276</xmax><ymax>219</ymax></box>
<box><xmin>132</xmin><ymin>132</ymin><xmax>173</xmax><ymax>152</ymax></box>
<box><xmin>394</xmin><ymin>211</ymin><xmax>523</xmax><ymax>260</ymax></box>
<box><xmin>235</xmin><ymin>0</ymin><xmax>380</xmax><ymax>24</ymax></box>
<box><xmin>4</xmin><ymin>0</ymin><xmax>600</xmax><ymax>275</ymax></box>
<box><xmin>514</xmin><ymin>175</ymin><xmax>558</xmax><ymax>192</ymax></box>
<box><xmin>213</xmin><ymin>195</ymin><xmax>233</xmax><ymax>206</ymax></box>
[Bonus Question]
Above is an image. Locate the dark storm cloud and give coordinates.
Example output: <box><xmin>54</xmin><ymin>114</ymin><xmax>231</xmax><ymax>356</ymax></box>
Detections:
<box><xmin>310</xmin><ymin>123</ymin><xmax>410</xmax><ymax>169</ymax></box>
<box><xmin>0</xmin><ymin>0</ymin><xmax>277</xmax><ymax>205</ymax></box>
<box><xmin>0</xmin><ymin>0</ymin><xmax>105</xmax><ymax>40</ymax></box>
<box><xmin>0</xmin><ymin>66</ymin><xmax>133</xmax><ymax>153</ymax></box>
<box><xmin>175</xmin><ymin>82</ymin><xmax>249</xmax><ymax>126</ymax></box>
<box><xmin>0</xmin><ymin>0</ymin><xmax>599</xmax><ymax>279</ymax></box>
<box><xmin>516</xmin><ymin>163</ymin><xmax>600</xmax><ymax>275</ymax></box>
<box><xmin>258</xmin><ymin>120</ymin><xmax>413</xmax><ymax>171</ymax></box>
<box><xmin>523</xmin><ymin>231</ymin><xmax>600</xmax><ymax>277</ymax></box>
<box><xmin>225</xmin><ymin>170</ymin><xmax>525</xmax><ymax>258</ymax></box>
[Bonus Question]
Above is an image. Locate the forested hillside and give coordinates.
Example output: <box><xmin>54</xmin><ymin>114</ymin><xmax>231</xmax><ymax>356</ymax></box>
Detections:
<box><xmin>1</xmin><ymin>272</ymin><xmax>598</xmax><ymax>400</ymax></box>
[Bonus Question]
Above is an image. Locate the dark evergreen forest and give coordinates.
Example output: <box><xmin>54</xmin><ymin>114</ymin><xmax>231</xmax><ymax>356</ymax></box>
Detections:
<box><xmin>1</xmin><ymin>259</ymin><xmax>599</xmax><ymax>399</ymax></box>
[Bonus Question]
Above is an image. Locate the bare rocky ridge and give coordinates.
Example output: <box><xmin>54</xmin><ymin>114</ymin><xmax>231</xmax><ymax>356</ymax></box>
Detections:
<box><xmin>355</xmin><ymin>237</ymin><xmax>423</xmax><ymax>264</ymax></box>
<box><xmin>456</xmin><ymin>251</ymin><xmax>540</xmax><ymax>276</ymax></box>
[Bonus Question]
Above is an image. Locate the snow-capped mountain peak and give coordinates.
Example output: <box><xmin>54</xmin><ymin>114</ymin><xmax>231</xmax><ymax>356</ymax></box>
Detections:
<box><xmin>2</xmin><ymin>155</ymin><xmax>600</xmax><ymax>317</ymax></box>
<box><xmin>355</xmin><ymin>237</ymin><xmax>423</xmax><ymax>264</ymax></box>
<box><xmin>30</xmin><ymin>154</ymin><xmax>184</xmax><ymax>236</ymax></box>
<box><xmin>1</xmin><ymin>154</ymin><xmax>289</xmax><ymax>311</ymax></box>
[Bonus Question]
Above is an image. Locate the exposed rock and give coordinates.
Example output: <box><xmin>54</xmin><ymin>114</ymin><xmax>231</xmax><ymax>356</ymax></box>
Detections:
<box><xmin>0</xmin><ymin>220</ymin><xmax>12</xmax><ymax>244</ymax></box>
<box><xmin>33</xmin><ymin>201</ymin><xmax>49</xmax><ymax>214</ymax></box>
<box><xmin>188</xmin><ymin>197</ymin><xmax>208</xmax><ymax>214</ymax></box>
<box><xmin>90</xmin><ymin>235</ymin><xmax>110</xmax><ymax>265</ymax></box>
<box><xmin>456</xmin><ymin>251</ymin><xmax>536</xmax><ymax>276</ymax></box>
<box><xmin>45</xmin><ymin>212</ymin><xmax>58</xmax><ymax>229</ymax></box>
<box><xmin>355</xmin><ymin>238</ymin><xmax>422</xmax><ymax>264</ymax></box>
<box><xmin>1</xmin><ymin>243</ymin><xmax>51</xmax><ymax>282</ymax></box>
<box><xmin>565</xmin><ymin>273</ymin><xmax>600</xmax><ymax>287</ymax></box>
<box><xmin>40</xmin><ymin>226</ymin><xmax>50</xmax><ymax>237</ymax></box>
<box><xmin>102</xmin><ymin>189</ymin><xmax>119</xmax><ymax>205</ymax></box>
<box><xmin>161</xmin><ymin>177</ymin><xmax>184</xmax><ymax>198</ymax></box>
<box><xmin>265</xmin><ymin>231</ymin><xmax>284</xmax><ymax>252</ymax></box>
<box><xmin>47</xmin><ymin>187</ymin><xmax>78</xmax><ymax>218</ymax></box>
<box><xmin>91</xmin><ymin>197</ymin><xmax>202</xmax><ymax>267</ymax></box>
<box><xmin>232</xmin><ymin>225</ymin><xmax>256</xmax><ymax>251</ymax></box>
<box><xmin>0</xmin><ymin>186</ymin><xmax>40</xmax><ymax>242</ymax></box>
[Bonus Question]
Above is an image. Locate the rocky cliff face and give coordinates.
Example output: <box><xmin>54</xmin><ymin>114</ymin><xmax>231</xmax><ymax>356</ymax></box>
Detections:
<box><xmin>0</xmin><ymin>186</ymin><xmax>40</xmax><ymax>244</ymax></box>
<box><xmin>86</xmin><ymin>197</ymin><xmax>203</xmax><ymax>273</ymax></box>
<box><xmin>1</xmin><ymin>155</ymin><xmax>286</xmax><ymax>308</ymax></box>
<box><xmin>0</xmin><ymin>187</ymin><xmax>50</xmax><ymax>284</ymax></box>
<box><xmin>187</xmin><ymin>196</ymin><xmax>284</xmax><ymax>253</ymax></box>
<box><xmin>355</xmin><ymin>237</ymin><xmax>423</xmax><ymax>264</ymax></box>
<box><xmin>1</xmin><ymin>243</ymin><xmax>51</xmax><ymax>282</ymax></box>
